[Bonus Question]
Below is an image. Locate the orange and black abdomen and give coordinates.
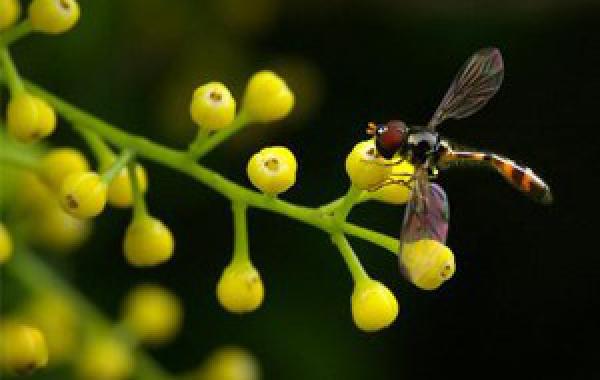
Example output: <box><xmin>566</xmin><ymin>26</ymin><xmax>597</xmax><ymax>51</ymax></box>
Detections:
<box><xmin>488</xmin><ymin>155</ymin><xmax>552</xmax><ymax>204</ymax></box>
<box><xmin>441</xmin><ymin>149</ymin><xmax>553</xmax><ymax>204</ymax></box>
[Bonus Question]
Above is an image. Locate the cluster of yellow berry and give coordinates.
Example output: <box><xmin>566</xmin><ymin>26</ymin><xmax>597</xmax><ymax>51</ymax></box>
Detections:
<box><xmin>1</xmin><ymin>0</ymin><xmax>459</xmax><ymax>377</ymax></box>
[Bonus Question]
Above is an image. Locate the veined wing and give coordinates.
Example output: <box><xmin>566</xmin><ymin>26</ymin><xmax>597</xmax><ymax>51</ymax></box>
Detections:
<box><xmin>398</xmin><ymin>168</ymin><xmax>450</xmax><ymax>278</ymax></box>
<box><xmin>428</xmin><ymin>47</ymin><xmax>504</xmax><ymax>129</ymax></box>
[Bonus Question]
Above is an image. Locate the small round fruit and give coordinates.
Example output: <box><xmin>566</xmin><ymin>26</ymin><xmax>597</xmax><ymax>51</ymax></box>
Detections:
<box><xmin>0</xmin><ymin>322</ymin><xmax>48</xmax><ymax>375</ymax></box>
<box><xmin>242</xmin><ymin>70</ymin><xmax>294</xmax><ymax>122</ymax></box>
<box><xmin>0</xmin><ymin>224</ymin><xmax>13</xmax><ymax>264</ymax></box>
<box><xmin>28</xmin><ymin>0</ymin><xmax>80</xmax><ymax>34</ymax></box>
<box><xmin>217</xmin><ymin>261</ymin><xmax>264</xmax><ymax>314</ymax></box>
<box><xmin>122</xmin><ymin>284</ymin><xmax>183</xmax><ymax>345</ymax></box>
<box><xmin>123</xmin><ymin>216</ymin><xmax>174</xmax><ymax>267</ymax></box>
<box><xmin>400</xmin><ymin>239</ymin><xmax>456</xmax><ymax>290</ymax></box>
<box><xmin>6</xmin><ymin>93</ymin><xmax>56</xmax><ymax>143</ymax></box>
<box><xmin>351</xmin><ymin>279</ymin><xmax>398</xmax><ymax>332</ymax></box>
<box><xmin>247</xmin><ymin>146</ymin><xmax>297</xmax><ymax>195</ymax></box>
<box><xmin>39</xmin><ymin>147</ymin><xmax>90</xmax><ymax>192</ymax></box>
<box><xmin>345</xmin><ymin>140</ymin><xmax>392</xmax><ymax>190</ymax></box>
<box><xmin>107</xmin><ymin>164</ymin><xmax>148</xmax><ymax>208</ymax></box>
<box><xmin>190</xmin><ymin>82</ymin><xmax>236</xmax><ymax>131</ymax></box>
<box><xmin>372</xmin><ymin>161</ymin><xmax>415</xmax><ymax>204</ymax></box>
<box><xmin>59</xmin><ymin>172</ymin><xmax>107</xmax><ymax>219</ymax></box>
<box><xmin>0</xmin><ymin>0</ymin><xmax>21</xmax><ymax>30</ymax></box>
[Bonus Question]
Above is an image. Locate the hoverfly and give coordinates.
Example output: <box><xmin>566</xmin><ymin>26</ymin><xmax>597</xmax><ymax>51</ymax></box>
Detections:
<box><xmin>366</xmin><ymin>48</ymin><xmax>552</xmax><ymax>277</ymax></box>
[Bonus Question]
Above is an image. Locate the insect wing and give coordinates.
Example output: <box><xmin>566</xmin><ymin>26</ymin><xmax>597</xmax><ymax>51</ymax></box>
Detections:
<box><xmin>428</xmin><ymin>47</ymin><xmax>504</xmax><ymax>129</ymax></box>
<box><xmin>400</xmin><ymin>176</ymin><xmax>449</xmax><ymax>245</ymax></box>
<box><xmin>398</xmin><ymin>169</ymin><xmax>450</xmax><ymax>276</ymax></box>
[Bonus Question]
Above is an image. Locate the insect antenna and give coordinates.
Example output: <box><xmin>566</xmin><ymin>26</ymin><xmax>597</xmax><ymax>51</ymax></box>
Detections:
<box><xmin>366</xmin><ymin>122</ymin><xmax>377</xmax><ymax>136</ymax></box>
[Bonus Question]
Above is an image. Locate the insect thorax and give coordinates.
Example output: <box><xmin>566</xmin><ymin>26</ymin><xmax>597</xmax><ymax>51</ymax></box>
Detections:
<box><xmin>406</xmin><ymin>129</ymin><xmax>440</xmax><ymax>165</ymax></box>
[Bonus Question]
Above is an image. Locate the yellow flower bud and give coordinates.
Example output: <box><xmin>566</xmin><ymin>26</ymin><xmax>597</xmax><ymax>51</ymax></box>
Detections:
<box><xmin>401</xmin><ymin>239</ymin><xmax>456</xmax><ymax>290</ymax></box>
<box><xmin>59</xmin><ymin>171</ymin><xmax>107</xmax><ymax>218</ymax></box>
<box><xmin>247</xmin><ymin>146</ymin><xmax>297</xmax><ymax>195</ymax></box>
<box><xmin>0</xmin><ymin>223</ymin><xmax>13</xmax><ymax>264</ymax></box>
<box><xmin>351</xmin><ymin>279</ymin><xmax>398</xmax><ymax>332</ymax></box>
<box><xmin>198</xmin><ymin>346</ymin><xmax>260</xmax><ymax>380</ymax></box>
<box><xmin>190</xmin><ymin>82</ymin><xmax>236</xmax><ymax>131</ymax></box>
<box><xmin>75</xmin><ymin>337</ymin><xmax>134</xmax><ymax>380</ymax></box>
<box><xmin>371</xmin><ymin>161</ymin><xmax>415</xmax><ymax>204</ymax></box>
<box><xmin>0</xmin><ymin>322</ymin><xmax>48</xmax><ymax>375</ymax></box>
<box><xmin>24</xmin><ymin>294</ymin><xmax>78</xmax><ymax>363</ymax></box>
<box><xmin>0</xmin><ymin>0</ymin><xmax>21</xmax><ymax>30</ymax></box>
<box><xmin>6</xmin><ymin>93</ymin><xmax>56</xmax><ymax>143</ymax></box>
<box><xmin>217</xmin><ymin>261</ymin><xmax>264</xmax><ymax>314</ymax></box>
<box><xmin>14</xmin><ymin>173</ymin><xmax>57</xmax><ymax>216</ymax></box>
<box><xmin>345</xmin><ymin>140</ymin><xmax>392</xmax><ymax>190</ymax></box>
<box><xmin>243</xmin><ymin>70</ymin><xmax>294</xmax><ymax>122</ymax></box>
<box><xmin>123</xmin><ymin>216</ymin><xmax>174</xmax><ymax>267</ymax></box>
<box><xmin>106</xmin><ymin>164</ymin><xmax>148</xmax><ymax>208</ymax></box>
<box><xmin>122</xmin><ymin>284</ymin><xmax>183</xmax><ymax>345</ymax></box>
<box><xmin>39</xmin><ymin>147</ymin><xmax>90</xmax><ymax>192</ymax></box>
<box><xmin>29</xmin><ymin>0</ymin><xmax>80</xmax><ymax>34</ymax></box>
<box><xmin>30</xmin><ymin>203</ymin><xmax>90</xmax><ymax>252</ymax></box>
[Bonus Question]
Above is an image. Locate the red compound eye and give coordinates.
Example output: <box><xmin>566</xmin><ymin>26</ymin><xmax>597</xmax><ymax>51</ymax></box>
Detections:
<box><xmin>375</xmin><ymin>120</ymin><xmax>407</xmax><ymax>159</ymax></box>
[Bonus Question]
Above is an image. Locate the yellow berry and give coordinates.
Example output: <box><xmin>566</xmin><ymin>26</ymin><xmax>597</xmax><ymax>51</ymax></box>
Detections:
<box><xmin>0</xmin><ymin>223</ymin><xmax>13</xmax><ymax>264</ymax></box>
<box><xmin>198</xmin><ymin>346</ymin><xmax>260</xmax><ymax>380</ymax></box>
<box><xmin>351</xmin><ymin>279</ymin><xmax>398</xmax><ymax>332</ymax></box>
<box><xmin>122</xmin><ymin>284</ymin><xmax>183</xmax><ymax>345</ymax></box>
<box><xmin>400</xmin><ymin>239</ymin><xmax>456</xmax><ymax>290</ymax></box>
<box><xmin>14</xmin><ymin>172</ymin><xmax>56</xmax><ymax>214</ymax></box>
<box><xmin>123</xmin><ymin>216</ymin><xmax>174</xmax><ymax>267</ymax></box>
<box><xmin>75</xmin><ymin>337</ymin><xmax>133</xmax><ymax>380</ymax></box>
<box><xmin>28</xmin><ymin>0</ymin><xmax>80</xmax><ymax>34</ymax></box>
<box><xmin>371</xmin><ymin>161</ymin><xmax>415</xmax><ymax>204</ymax></box>
<box><xmin>0</xmin><ymin>0</ymin><xmax>21</xmax><ymax>30</ymax></box>
<box><xmin>217</xmin><ymin>260</ymin><xmax>264</xmax><ymax>314</ymax></box>
<box><xmin>345</xmin><ymin>140</ymin><xmax>392</xmax><ymax>190</ymax></box>
<box><xmin>190</xmin><ymin>82</ymin><xmax>236</xmax><ymax>131</ymax></box>
<box><xmin>106</xmin><ymin>164</ymin><xmax>148</xmax><ymax>208</ymax></box>
<box><xmin>59</xmin><ymin>171</ymin><xmax>108</xmax><ymax>218</ymax></box>
<box><xmin>0</xmin><ymin>322</ymin><xmax>48</xmax><ymax>375</ymax></box>
<box><xmin>39</xmin><ymin>147</ymin><xmax>90</xmax><ymax>192</ymax></box>
<box><xmin>24</xmin><ymin>294</ymin><xmax>78</xmax><ymax>363</ymax></box>
<box><xmin>6</xmin><ymin>93</ymin><xmax>56</xmax><ymax>143</ymax></box>
<box><xmin>243</xmin><ymin>70</ymin><xmax>294</xmax><ymax>122</ymax></box>
<box><xmin>30</xmin><ymin>203</ymin><xmax>90</xmax><ymax>252</ymax></box>
<box><xmin>246</xmin><ymin>146</ymin><xmax>297</xmax><ymax>195</ymax></box>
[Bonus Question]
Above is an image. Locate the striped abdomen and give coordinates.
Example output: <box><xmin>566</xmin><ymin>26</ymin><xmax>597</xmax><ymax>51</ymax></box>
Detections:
<box><xmin>441</xmin><ymin>149</ymin><xmax>553</xmax><ymax>204</ymax></box>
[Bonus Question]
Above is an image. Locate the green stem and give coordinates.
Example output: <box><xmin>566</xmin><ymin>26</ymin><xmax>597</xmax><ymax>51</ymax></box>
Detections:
<box><xmin>186</xmin><ymin>128</ymin><xmax>210</xmax><ymax>159</ymax></box>
<box><xmin>71</xmin><ymin>122</ymin><xmax>115</xmax><ymax>168</ymax></box>
<box><xmin>1</xmin><ymin>76</ymin><xmax>400</xmax><ymax>253</ymax></box>
<box><xmin>128</xmin><ymin>161</ymin><xmax>147</xmax><ymax>220</ymax></box>
<box><xmin>189</xmin><ymin>111</ymin><xmax>250</xmax><ymax>160</ymax></box>
<box><xmin>0</xmin><ymin>47</ymin><xmax>24</xmax><ymax>95</ymax></box>
<box><xmin>333</xmin><ymin>185</ymin><xmax>363</xmax><ymax>223</ymax></box>
<box><xmin>0</xmin><ymin>143</ymin><xmax>40</xmax><ymax>171</ymax></box>
<box><xmin>231</xmin><ymin>201</ymin><xmax>249</xmax><ymax>263</ymax></box>
<box><xmin>342</xmin><ymin>223</ymin><xmax>398</xmax><ymax>254</ymax></box>
<box><xmin>6</xmin><ymin>248</ymin><xmax>173</xmax><ymax>380</ymax></box>
<box><xmin>101</xmin><ymin>149</ymin><xmax>134</xmax><ymax>183</ymax></box>
<box><xmin>330</xmin><ymin>233</ymin><xmax>369</xmax><ymax>283</ymax></box>
<box><xmin>0</xmin><ymin>20</ymin><xmax>33</xmax><ymax>46</ymax></box>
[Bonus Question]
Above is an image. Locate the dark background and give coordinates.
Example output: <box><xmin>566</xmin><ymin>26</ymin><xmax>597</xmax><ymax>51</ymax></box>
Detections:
<box><xmin>4</xmin><ymin>0</ymin><xmax>600</xmax><ymax>379</ymax></box>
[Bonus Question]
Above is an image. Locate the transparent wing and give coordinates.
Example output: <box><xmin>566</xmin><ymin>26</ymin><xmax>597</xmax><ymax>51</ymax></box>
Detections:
<box><xmin>398</xmin><ymin>168</ymin><xmax>450</xmax><ymax>276</ymax></box>
<box><xmin>428</xmin><ymin>47</ymin><xmax>504</xmax><ymax>129</ymax></box>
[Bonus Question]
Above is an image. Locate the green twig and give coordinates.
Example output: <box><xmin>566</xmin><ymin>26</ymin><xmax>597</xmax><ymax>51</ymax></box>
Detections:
<box><xmin>2</xmin><ymin>76</ymin><xmax>401</xmax><ymax>252</ymax></box>
<box><xmin>0</xmin><ymin>20</ymin><xmax>33</xmax><ymax>46</ymax></box>
<box><xmin>188</xmin><ymin>111</ymin><xmax>250</xmax><ymax>160</ymax></box>
<box><xmin>330</xmin><ymin>233</ymin><xmax>369</xmax><ymax>283</ymax></box>
<box><xmin>231</xmin><ymin>201</ymin><xmax>250</xmax><ymax>263</ymax></box>
<box><xmin>128</xmin><ymin>161</ymin><xmax>147</xmax><ymax>220</ymax></box>
<box><xmin>71</xmin><ymin>122</ymin><xmax>115</xmax><ymax>167</ymax></box>
<box><xmin>0</xmin><ymin>47</ymin><xmax>24</xmax><ymax>95</ymax></box>
<box><xmin>101</xmin><ymin>149</ymin><xmax>134</xmax><ymax>183</ymax></box>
